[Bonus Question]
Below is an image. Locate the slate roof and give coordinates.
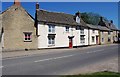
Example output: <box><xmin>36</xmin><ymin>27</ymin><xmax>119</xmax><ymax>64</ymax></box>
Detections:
<box><xmin>98</xmin><ymin>25</ymin><xmax>111</xmax><ymax>31</ymax></box>
<box><xmin>87</xmin><ymin>24</ymin><xmax>99</xmax><ymax>30</ymax></box>
<box><xmin>87</xmin><ymin>24</ymin><xmax>111</xmax><ymax>31</ymax></box>
<box><xmin>109</xmin><ymin>23</ymin><xmax>118</xmax><ymax>31</ymax></box>
<box><xmin>37</xmin><ymin>10</ymin><xmax>88</xmax><ymax>28</ymax></box>
<box><xmin>1</xmin><ymin>4</ymin><xmax>34</xmax><ymax>20</ymax></box>
<box><xmin>98</xmin><ymin>19</ymin><xmax>118</xmax><ymax>31</ymax></box>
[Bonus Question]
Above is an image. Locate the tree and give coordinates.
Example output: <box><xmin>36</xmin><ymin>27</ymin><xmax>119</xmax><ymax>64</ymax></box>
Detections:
<box><xmin>81</xmin><ymin>12</ymin><xmax>109</xmax><ymax>25</ymax></box>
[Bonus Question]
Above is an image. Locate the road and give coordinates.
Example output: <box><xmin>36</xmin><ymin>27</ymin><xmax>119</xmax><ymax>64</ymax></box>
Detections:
<box><xmin>2</xmin><ymin>44</ymin><xmax>119</xmax><ymax>75</ymax></box>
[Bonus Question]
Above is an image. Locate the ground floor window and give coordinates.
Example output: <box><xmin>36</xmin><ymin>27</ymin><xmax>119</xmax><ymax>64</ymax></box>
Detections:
<box><xmin>102</xmin><ymin>38</ymin><xmax>104</xmax><ymax>42</ymax></box>
<box><xmin>80</xmin><ymin>35</ymin><xmax>85</xmax><ymax>43</ymax></box>
<box><xmin>23</xmin><ymin>32</ymin><xmax>32</xmax><ymax>42</ymax></box>
<box><xmin>48</xmin><ymin>37</ymin><xmax>55</xmax><ymax>45</ymax></box>
<box><xmin>108</xmin><ymin>37</ymin><xmax>111</xmax><ymax>42</ymax></box>
<box><xmin>92</xmin><ymin>36</ymin><xmax>95</xmax><ymax>42</ymax></box>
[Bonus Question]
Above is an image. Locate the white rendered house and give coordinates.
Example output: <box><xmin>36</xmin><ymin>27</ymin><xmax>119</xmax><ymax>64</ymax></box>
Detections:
<box><xmin>87</xmin><ymin>24</ymin><xmax>99</xmax><ymax>45</ymax></box>
<box><xmin>35</xmin><ymin>3</ymin><xmax>89</xmax><ymax>49</ymax></box>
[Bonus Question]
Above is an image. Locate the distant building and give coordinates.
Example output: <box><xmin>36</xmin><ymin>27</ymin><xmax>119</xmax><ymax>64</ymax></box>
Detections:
<box><xmin>98</xmin><ymin>17</ymin><xmax>113</xmax><ymax>44</ymax></box>
<box><xmin>1</xmin><ymin>0</ymin><xmax>37</xmax><ymax>51</ymax></box>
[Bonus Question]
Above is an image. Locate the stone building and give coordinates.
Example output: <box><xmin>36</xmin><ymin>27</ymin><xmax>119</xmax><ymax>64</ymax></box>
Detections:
<box><xmin>1</xmin><ymin>0</ymin><xmax>37</xmax><ymax>51</ymax></box>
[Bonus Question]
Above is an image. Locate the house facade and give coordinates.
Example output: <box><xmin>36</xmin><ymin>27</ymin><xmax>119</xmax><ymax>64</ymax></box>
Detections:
<box><xmin>98</xmin><ymin>17</ymin><xmax>113</xmax><ymax>44</ymax></box>
<box><xmin>35</xmin><ymin>3</ymin><xmax>89</xmax><ymax>49</ymax></box>
<box><xmin>108</xmin><ymin>20</ymin><xmax>119</xmax><ymax>43</ymax></box>
<box><xmin>1</xmin><ymin>0</ymin><xmax>37</xmax><ymax>51</ymax></box>
<box><xmin>87</xmin><ymin>24</ymin><xmax>99</xmax><ymax>45</ymax></box>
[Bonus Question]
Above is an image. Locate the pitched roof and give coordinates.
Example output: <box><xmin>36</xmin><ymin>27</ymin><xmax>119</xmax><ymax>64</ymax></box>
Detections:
<box><xmin>37</xmin><ymin>10</ymin><xmax>88</xmax><ymax>28</ymax></box>
<box><xmin>87</xmin><ymin>24</ymin><xmax>99</xmax><ymax>30</ymax></box>
<box><xmin>98</xmin><ymin>25</ymin><xmax>111</xmax><ymax>31</ymax></box>
<box><xmin>109</xmin><ymin>23</ymin><xmax>118</xmax><ymax>31</ymax></box>
<box><xmin>1</xmin><ymin>4</ymin><xmax>34</xmax><ymax>20</ymax></box>
<box><xmin>98</xmin><ymin>19</ymin><xmax>118</xmax><ymax>31</ymax></box>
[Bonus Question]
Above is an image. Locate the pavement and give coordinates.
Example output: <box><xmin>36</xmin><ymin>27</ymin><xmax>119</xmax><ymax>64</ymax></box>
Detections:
<box><xmin>2</xmin><ymin>44</ymin><xmax>118</xmax><ymax>59</ymax></box>
<box><xmin>2</xmin><ymin>44</ymin><xmax>119</xmax><ymax>75</ymax></box>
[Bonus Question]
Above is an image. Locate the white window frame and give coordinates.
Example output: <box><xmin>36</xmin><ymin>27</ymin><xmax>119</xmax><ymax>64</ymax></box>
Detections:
<box><xmin>65</xmin><ymin>26</ymin><xmax>69</xmax><ymax>32</ymax></box>
<box><xmin>48</xmin><ymin>37</ymin><xmax>55</xmax><ymax>45</ymax></box>
<box><xmin>76</xmin><ymin>16</ymin><xmax>80</xmax><ymax>23</ymax></box>
<box><xmin>23</xmin><ymin>32</ymin><xmax>32</xmax><ymax>42</ymax></box>
<box><xmin>80</xmin><ymin>35</ymin><xmax>85</xmax><ymax>43</ymax></box>
<box><xmin>48</xmin><ymin>25</ymin><xmax>55</xmax><ymax>33</ymax></box>
<box><xmin>80</xmin><ymin>28</ymin><xmax>84</xmax><ymax>34</ymax></box>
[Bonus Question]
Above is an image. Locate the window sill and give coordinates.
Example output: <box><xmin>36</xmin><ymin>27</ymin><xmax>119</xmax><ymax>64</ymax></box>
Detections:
<box><xmin>48</xmin><ymin>44</ymin><xmax>55</xmax><ymax>47</ymax></box>
<box><xmin>24</xmin><ymin>40</ymin><xmax>32</xmax><ymax>42</ymax></box>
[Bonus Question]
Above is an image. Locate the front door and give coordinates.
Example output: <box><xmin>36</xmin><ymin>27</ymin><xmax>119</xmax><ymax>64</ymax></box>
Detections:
<box><xmin>68</xmin><ymin>36</ymin><xmax>74</xmax><ymax>48</ymax></box>
<box><xmin>69</xmin><ymin>38</ymin><xmax>73</xmax><ymax>48</ymax></box>
<box><xmin>96</xmin><ymin>36</ymin><xmax>99</xmax><ymax>44</ymax></box>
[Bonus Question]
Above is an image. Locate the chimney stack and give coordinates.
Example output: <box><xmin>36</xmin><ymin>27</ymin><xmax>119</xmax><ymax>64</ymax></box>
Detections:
<box><xmin>36</xmin><ymin>2</ymin><xmax>39</xmax><ymax>11</ymax></box>
<box><xmin>100</xmin><ymin>17</ymin><xmax>103</xmax><ymax>21</ymax></box>
<box><xmin>14</xmin><ymin>0</ymin><xmax>20</xmax><ymax>6</ymax></box>
<box><xmin>75</xmin><ymin>11</ymin><xmax>81</xmax><ymax>17</ymax></box>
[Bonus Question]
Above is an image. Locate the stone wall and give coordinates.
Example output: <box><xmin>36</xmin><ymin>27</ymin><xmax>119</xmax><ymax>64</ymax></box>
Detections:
<box><xmin>2</xmin><ymin>5</ymin><xmax>37</xmax><ymax>51</ymax></box>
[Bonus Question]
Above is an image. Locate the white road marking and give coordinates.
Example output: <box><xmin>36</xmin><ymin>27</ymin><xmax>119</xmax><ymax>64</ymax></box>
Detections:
<box><xmin>34</xmin><ymin>54</ymin><xmax>75</xmax><ymax>63</ymax></box>
<box><xmin>0</xmin><ymin>66</ymin><xmax>4</xmax><ymax>68</ymax></box>
<box><xmin>86</xmin><ymin>49</ymin><xmax>105</xmax><ymax>54</ymax></box>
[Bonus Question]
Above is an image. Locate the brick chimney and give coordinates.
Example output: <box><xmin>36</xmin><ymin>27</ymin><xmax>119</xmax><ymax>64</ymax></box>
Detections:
<box><xmin>100</xmin><ymin>17</ymin><xmax>103</xmax><ymax>21</ymax></box>
<box><xmin>75</xmin><ymin>11</ymin><xmax>81</xmax><ymax>17</ymax></box>
<box><xmin>14</xmin><ymin>0</ymin><xmax>20</xmax><ymax>6</ymax></box>
<box><xmin>36</xmin><ymin>2</ymin><xmax>39</xmax><ymax>11</ymax></box>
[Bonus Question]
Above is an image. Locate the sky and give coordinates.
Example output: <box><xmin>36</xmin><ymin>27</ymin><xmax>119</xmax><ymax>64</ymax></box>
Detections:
<box><xmin>2</xmin><ymin>2</ymin><xmax>120</xmax><ymax>29</ymax></box>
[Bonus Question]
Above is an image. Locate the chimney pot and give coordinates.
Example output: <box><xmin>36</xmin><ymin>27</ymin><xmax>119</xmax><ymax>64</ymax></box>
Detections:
<box><xmin>36</xmin><ymin>2</ymin><xmax>39</xmax><ymax>10</ymax></box>
<box><xmin>75</xmin><ymin>11</ymin><xmax>81</xmax><ymax>17</ymax></box>
<box><xmin>14</xmin><ymin>0</ymin><xmax>20</xmax><ymax>6</ymax></box>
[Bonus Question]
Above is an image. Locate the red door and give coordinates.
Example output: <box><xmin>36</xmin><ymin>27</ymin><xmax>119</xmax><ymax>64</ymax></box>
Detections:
<box><xmin>69</xmin><ymin>38</ymin><xmax>73</xmax><ymax>48</ymax></box>
<box><xmin>96</xmin><ymin>36</ymin><xmax>99</xmax><ymax>44</ymax></box>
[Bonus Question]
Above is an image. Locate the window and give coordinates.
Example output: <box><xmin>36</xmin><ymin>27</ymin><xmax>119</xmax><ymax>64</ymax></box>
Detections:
<box><xmin>48</xmin><ymin>37</ymin><xmax>55</xmax><ymax>45</ymax></box>
<box><xmin>92</xmin><ymin>36</ymin><xmax>95</xmax><ymax>42</ymax></box>
<box><xmin>80</xmin><ymin>35</ymin><xmax>85</xmax><ymax>43</ymax></box>
<box><xmin>108</xmin><ymin>31</ymin><xmax>111</xmax><ymax>35</ymax></box>
<box><xmin>24</xmin><ymin>32</ymin><xmax>32</xmax><ymax>42</ymax></box>
<box><xmin>80</xmin><ymin>28</ymin><xmax>84</xmax><ymax>34</ymax></box>
<box><xmin>76</xmin><ymin>26</ymin><xmax>80</xmax><ymax>30</ymax></box>
<box><xmin>76</xmin><ymin>16</ymin><xmax>80</xmax><ymax>23</ymax></box>
<box><xmin>102</xmin><ymin>38</ymin><xmax>104</xmax><ymax>42</ymax></box>
<box><xmin>108</xmin><ymin>37</ymin><xmax>111</xmax><ymax>42</ymax></box>
<box><xmin>48</xmin><ymin>25</ymin><xmax>55</xmax><ymax>33</ymax></box>
<box><xmin>65</xmin><ymin>26</ymin><xmax>69</xmax><ymax>32</ymax></box>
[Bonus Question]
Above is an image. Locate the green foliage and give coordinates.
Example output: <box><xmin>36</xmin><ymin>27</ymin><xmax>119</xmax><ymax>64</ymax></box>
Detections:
<box><xmin>61</xmin><ymin>71</ymin><xmax>120</xmax><ymax>77</ymax></box>
<box><xmin>81</xmin><ymin>12</ymin><xmax>109</xmax><ymax>25</ymax></box>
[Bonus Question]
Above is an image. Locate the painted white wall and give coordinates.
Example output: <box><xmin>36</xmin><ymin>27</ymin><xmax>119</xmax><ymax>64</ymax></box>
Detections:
<box><xmin>37</xmin><ymin>24</ymin><xmax>89</xmax><ymax>48</ymax></box>
<box><xmin>89</xmin><ymin>29</ymin><xmax>99</xmax><ymax>45</ymax></box>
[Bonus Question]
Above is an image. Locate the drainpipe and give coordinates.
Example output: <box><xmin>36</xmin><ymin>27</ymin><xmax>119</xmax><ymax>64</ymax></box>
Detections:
<box><xmin>88</xmin><ymin>28</ymin><xmax>90</xmax><ymax>46</ymax></box>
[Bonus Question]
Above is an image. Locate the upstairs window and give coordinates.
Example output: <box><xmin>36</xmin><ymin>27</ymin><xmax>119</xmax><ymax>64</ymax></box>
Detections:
<box><xmin>48</xmin><ymin>25</ymin><xmax>55</xmax><ymax>33</ymax></box>
<box><xmin>76</xmin><ymin>16</ymin><xmax>80</xmax><ymax>23</ymax></box>
<box><xmin>108</xmin><ymin>31</ymin><xmax>111</xmax><ymax>35</ymax></box>
<box><xmin>76</xmin><ymin>26</ymin><xmax>80</xmax><ymax>30</ymax></box>
<box><xmin>65</xmin><ymin>26</ymin><xmax>69</xmax><ymax>32</ymax></box>
<box><xmin>24</xmin><ymin>32</ymin><xmax>32</xmax><ymax>42</ymax></box>
<box><xmin>80</xmin><ymin>28</ymin><xmax>84</xmax><ymax>34</ymax></box>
